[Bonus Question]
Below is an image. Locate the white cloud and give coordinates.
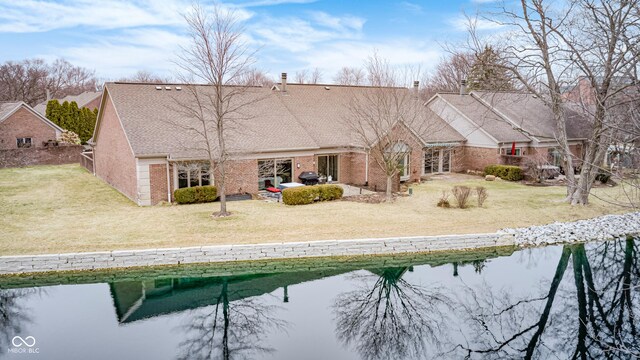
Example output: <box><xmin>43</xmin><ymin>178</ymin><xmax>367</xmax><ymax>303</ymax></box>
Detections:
<box><xmin>291</xmin><ymin>40</ymin><xmax>442</xmax><ymax>80</ymax></box>
<box><xmin>0</xmin><ymin>0</ymin><xmax>253</xmax><ymax>33</ymax></box>
<box><xmin>400</xmin><ymin>2</ymin><xmax>424</xmax><ymax>14</ymax></box>
<box><xmin>251</xmin><ymin>12</ymin><xmax>364</xmax><ymax>53</ymax></box>
<box><xmin>48</xmin><ymin>28</ymin><xmax>189</xmax><ymax>79</ymax></box>
<box><xmin>450</xmin><ymin>15</ymin><xmax>504</xmax><ymax>32</ymax></box>
<box><xmin>307</xmin><ymin>11</ymin><xmax>365</xmax><ymax>32</ymax></box>
<box><xmin>234</xmin><ymin>0</ymin><xmax>317</xmax><ymax>7</ymax></box>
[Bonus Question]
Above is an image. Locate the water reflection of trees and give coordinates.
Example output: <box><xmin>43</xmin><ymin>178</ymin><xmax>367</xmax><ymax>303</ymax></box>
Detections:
<box><xmin>453</xmin><ymin>238</ymin><xmax>639</xmax><ymax>359</ymax></box>
<box><xmin>333</xmin><ymin>267</ymin><xmax>451</xmax><ymax>360</ymax></box>
<box><xmin>0</xmin><ymin>288</ymin><xmax>41</xmax><ymax>350</ymax></box>
<box><xmin>175</xmin><ymin>279</ymin><xmax>286</xmax><ymax>360</ymax></box>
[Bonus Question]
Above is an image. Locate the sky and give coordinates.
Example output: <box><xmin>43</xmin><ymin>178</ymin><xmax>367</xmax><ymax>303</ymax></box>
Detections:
<box><xmin>0</xmin><ymin>0</ymin><xmax>501</xmax><ymax>82</ymax></box>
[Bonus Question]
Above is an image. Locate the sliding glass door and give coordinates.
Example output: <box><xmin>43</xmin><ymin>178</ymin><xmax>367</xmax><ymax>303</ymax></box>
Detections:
<box><xmin>317</xmin><ymin>155</ymin><xmax>338</xmax><ymax>182</ymax></box>
<box><xmin>258</xmin><ymin>159</ymin><xmax>292</xmax><ymax>190</ymax></box>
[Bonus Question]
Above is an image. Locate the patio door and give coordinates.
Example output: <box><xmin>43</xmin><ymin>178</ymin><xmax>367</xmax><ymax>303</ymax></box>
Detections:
<box><xmin>258</xmin><ymin>159</ymin><xmax>292</xmax><ymax>190</ymax></box>
<box><xmin>400</xmin><ymin>153</ymin><xmax>410</xmax><ymax>181</ymax></box>
<box><xmin>424</xmin><ymin>148</ymin><xmax>452</xmax><ymax>174</ymax></box>
<box><xmin>317</xmin><ymin>155</ymin><xmax>338</xmax><ymax>182</ymax></box>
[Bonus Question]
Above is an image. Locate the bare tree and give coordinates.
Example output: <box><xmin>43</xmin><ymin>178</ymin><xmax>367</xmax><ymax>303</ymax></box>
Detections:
<box><xmin>294</xmin><ymin>67</ymin><xmax>322</xmax><ymax>84</ymax></box>
<box><xmin>334</xmin><ymin>66</ymin><xmax>366</xmax><ymax>85</ymax></box>
<box><xmin>174</xmin><ymin>3</ymin><xmax>261</xmax><ymax>217</ymax></box>
<box><xmin>422</xmin><ymin>52</ymin><xmax>474</xmax><ymax>98</ymax></box>
<box><xmin>333</xmin><ymin>267</ymin><xmax>451</xmax><ymax>360</ymax></box>
<box><xmin>176</xmin><ymin>278</ymin><xmax>286</xmax><ymax>360</ymax></box>
<box><xmin>472</xmin><ymin>0</ymin><xmax>640</xmax><ymax>205</ymax></box>
<box><xmin>0</xmin><ymin>58</ymin><xmax>97</xmax><ymax>106</ymax></box>
<box><xmin>235</xmin><ymin>68</ymin><xmax>274</xmax><ymax>87</ymax></box>
<box><xmin>345</xmin><ymin>54</ymin><xmax>436</xmax><ymax>201</ymax></box>
<box><xmin>449</xmin><ymin>238</ymin><xmax>640</xmax><ymax>359</ymax></box>
<box><xmin>119</xmin><ymin>70</ymin><xmax>170</xmax><ymax>83</ymax></box>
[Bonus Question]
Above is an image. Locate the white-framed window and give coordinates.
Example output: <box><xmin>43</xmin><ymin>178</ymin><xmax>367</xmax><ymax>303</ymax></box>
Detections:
<box><xmin>16</xmin><ymin>137</ymin><xmax>32</xmax><ymax>148</ymax></box>
<box><xmin>501</xmin><ymin>147</ymin><xmax>523</xmax><ymax>156</ymax></box>
<box><xmin>177</xmin><ymin>162</ymin><xmax>211</xmax><ymax>189</ymax></box>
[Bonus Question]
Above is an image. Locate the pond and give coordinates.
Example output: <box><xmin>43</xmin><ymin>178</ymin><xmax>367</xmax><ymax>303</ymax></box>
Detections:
<box><xmin>1</xmin><ymin>238</ymin><xmax>638</xmax><ymax>360</ymax></box>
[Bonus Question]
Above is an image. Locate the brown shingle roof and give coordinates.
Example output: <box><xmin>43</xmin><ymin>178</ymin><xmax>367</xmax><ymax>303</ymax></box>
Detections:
<box><xmin>0</xmin><ymin>102</ymin><xmax>21</xmax><ymax>121</ymax></box>
<box><xmin>437</xmin><ymin>93</ymin><xmax>531</xmax><ymax>143</ymax></box>
<box><xmin>473</xmin><ymin>91</ymin><xmax>590</xmax><ymax>140</ymax></box>
<box><xmin>105</xmin><ymin>83</ymin><xmax>319</xmax><ymax>159</ymax></box>
<box><xmin>34</xmin><ymin>91</ymin><xmax>102</xmax><ymax>115</ymax></box>
<box><xmin>101</xmin><ymin>82</ymin><xmax>465</xmax><ymax>159</ymax></box>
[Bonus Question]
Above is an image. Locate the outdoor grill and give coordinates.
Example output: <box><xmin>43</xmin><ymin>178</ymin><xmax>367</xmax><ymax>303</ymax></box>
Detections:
<box><xmin>298</xmin><ymin>171</ymin><xmax>320</xmax><ymax>185</ymax></box>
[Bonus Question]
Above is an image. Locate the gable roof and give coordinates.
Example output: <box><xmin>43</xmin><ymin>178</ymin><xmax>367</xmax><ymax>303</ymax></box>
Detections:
<box><xmin>0</xmin><ymin>101</ymin><xmax>64</xmax><ymax>132</ymax></box>
<box><xmin>436</xmin><ymin>93</ymin><xmax>531</xmax><ymax>143</ymax></box>
<box><xmin>433</xmin><ymin>91</ymin><xmax>591</xmax><ymax>145</ymax></box>
<box><xmin>96</xmin><ymin>82</ymin><xmax>465</xmax><ymax>159</ymax></box>
<box><xmin>472</xmin><ymin>91</ymin><xmax>590</xmax><ymax>141</ymax></box>
<box><xmin>34</xmin><ymin>91</ymin><xmax>102</xmax><ymax>115</ymax></box>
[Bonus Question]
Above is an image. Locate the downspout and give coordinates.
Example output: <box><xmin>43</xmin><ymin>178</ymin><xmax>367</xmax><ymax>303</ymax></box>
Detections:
<box><xmin>166</xmin><ymin>156</ymin><xmax>172</xmax><ymax>204</ymax></box>
<box><xmin>365</xmin><ymin>151</ymin><xmax>369</xmax><ymax>184</ymax></box>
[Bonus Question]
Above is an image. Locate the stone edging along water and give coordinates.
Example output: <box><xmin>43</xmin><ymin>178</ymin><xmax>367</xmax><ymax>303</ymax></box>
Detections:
<box><xmin>0</xmin><ymin>212</ymin><xmax>638</xmax><ymax>275</ymax></box>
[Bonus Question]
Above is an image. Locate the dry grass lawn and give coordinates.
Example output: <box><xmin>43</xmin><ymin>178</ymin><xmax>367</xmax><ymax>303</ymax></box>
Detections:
<box><xmin>0</xmin><ymin>164</ymin><xmax>632</xmax><ymax>255</ymax></box>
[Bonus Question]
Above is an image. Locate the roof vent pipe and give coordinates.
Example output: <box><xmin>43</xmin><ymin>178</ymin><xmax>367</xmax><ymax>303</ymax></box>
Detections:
<box><xmin>281</xmin><ymin>73</ymin><xmax>287</xmax><ymax>93</ymax></box>
<box><xmin>460</xmin><ymin>79</ymin><xmax>467</xmax><ymax>95</ymax></box>
<box><xmin>413</xmin><ymin>80</ymin><xmax>419</xmax><ymax>98</ymax></box>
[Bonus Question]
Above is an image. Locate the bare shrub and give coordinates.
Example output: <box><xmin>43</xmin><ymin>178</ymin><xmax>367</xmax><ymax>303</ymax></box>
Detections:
<box><xmin>437</xmin><ymin>191</ymin><xmax>451</xmax><ymax>208</ymax></box>
<box><xmin>476</xmin><ymin>186</ymin><xmax>488</xmax><ymax>207</ymax></box>
<box><xmin>452</xmin><ymin>186</ymin><xmax>471</xmax><ymax>209</ymax></box>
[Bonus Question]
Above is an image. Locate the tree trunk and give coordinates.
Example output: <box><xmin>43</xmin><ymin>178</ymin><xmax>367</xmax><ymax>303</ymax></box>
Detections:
<box><xmin>213</xmin><ymin>161</ymin><xmax>231</xmax><ymax>218</ymax></box>
<box><xmin>386</xmin><ymin>175</ymin><xmax>393</xmax><ymax>202</ymax></box>
<box><xmin>568</xmin><ymin>103</ymin><xmax>609</xmax><ymax>205</ymax></box>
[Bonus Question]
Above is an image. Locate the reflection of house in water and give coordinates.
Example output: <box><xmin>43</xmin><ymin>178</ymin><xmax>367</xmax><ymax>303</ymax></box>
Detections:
<box><xmin>109</xmin><ymin>270</ymin><xmax>347</xmax><ymax>323</ymax></box>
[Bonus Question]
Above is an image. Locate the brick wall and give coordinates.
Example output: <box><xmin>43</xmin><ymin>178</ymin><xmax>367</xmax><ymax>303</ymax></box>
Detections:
<box><xmin>93</xmin><ymin>93</ymin><xmax>137</xmax><ymax>202</ymax></box>
<box><xmin>224</xmin><ymin>159</ymin><xmax>259</xmax><ymax>194</ymax></box>
<box><xmin>339</xmin><ymin>152</ymin><xmax>367</xmax><ymax>185</ymax></box>
<box><xmin>293</xmin><ymin>155</ymin><xmax>315</xmax><ymax>179</ymax></box>
<box><xmin>0</xmin><ymin>145</ymin><xmax>83</xmax><ymax>168</ymax></box>
<box><xmin>84</xmin><ymin>96</ymin><xmax>102</xmax><ymax>111</ymax></box>
<box><xmin>0</xmin><ymin>107</ymin><xmax>58</xmax><ymax>150</ymax></box>
<box><xmin>150</xmin><ymin>164</ymin><xmax>169</xmax><ymax>204</ymax></box>
<box><xmin>451</xmin><ymin>147</ymin><xmax>465</xmax><ymax>172</ymax></box>
<box><xmin>463</xmin><ymin>146</ymin><xmax>501</xmax><ymax>171</ymax></box>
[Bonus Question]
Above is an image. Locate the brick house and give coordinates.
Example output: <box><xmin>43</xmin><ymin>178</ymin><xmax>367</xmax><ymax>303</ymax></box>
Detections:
<box><xmin>0</xmin><ymin>101</ymin><xmax>63</xmax><ymax>150</ymax></box>
<box><xmin>0</xmin><ymin>101</ymin><xmax>83</xmax><ymax>168</ymax></box>
<box><xmin>91</xmin><ymin>80</ymin><xmax>466</xmax><ymax>205</ymax></box>
<box><xmin>427</xmin><ymin>90</ymin><xmax>589</xmax><ymax>171</ymax></box>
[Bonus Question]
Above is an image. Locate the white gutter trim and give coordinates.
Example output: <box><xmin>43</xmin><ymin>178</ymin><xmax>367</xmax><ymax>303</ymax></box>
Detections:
<box><xmin>365</xmin><ymin>151</ymin><xmax>369</xmax><ymax>183</ymax></box>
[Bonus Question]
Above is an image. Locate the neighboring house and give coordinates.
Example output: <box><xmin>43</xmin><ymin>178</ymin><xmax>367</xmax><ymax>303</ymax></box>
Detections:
<box><xmin>0</xmin><ymin>101</ymin><xmax>63</xmax><ymax>150</ymax></box>
<box><xmin>34</xmin><ymin>91</ymin><xmax>102</xmax><ymax>116</ymax></box>
<box><xmin>0</xmin><ymin>101</ymin><xmax>82</xmax><ymax>168</ymax></box>
<box><xmin>427</xmin><ymin>90</ymin><xmax>590</xmax><ymax>170</ymax></box>
<box><xmin>563</xmin><ymin>76</ymin><xmax>640</xmax><ymax>170</ymax></box>
<box><xmin>91</xmin><ymin>79</ymin><xmax>466</xmax><ymax>206</ymax></box>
